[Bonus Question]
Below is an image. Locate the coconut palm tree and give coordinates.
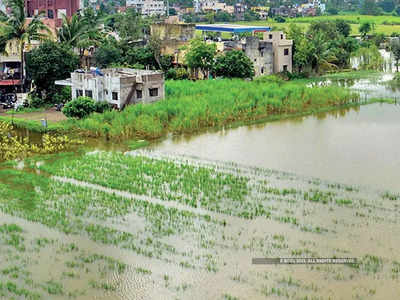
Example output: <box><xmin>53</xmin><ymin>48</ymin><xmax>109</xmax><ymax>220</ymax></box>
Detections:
<box><xmin>58</xmin><ymin>14</ymin><xmax>88</xmax><ymax>48</ymax></box>
<box><xmin>58</xmin><ymin>8</ymin><xmax>105</xmax><ymax>67</ymax></box>
<box><xmin>0</xmin><ymin>0</ymin><xmax>50</xmax><ymax>90</ymax></box>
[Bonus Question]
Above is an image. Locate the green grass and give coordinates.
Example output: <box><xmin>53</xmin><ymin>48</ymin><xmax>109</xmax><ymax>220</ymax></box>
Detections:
<box><xmin>60</xmin><ymin>78</ymin><xmax>360</xmax><ymax>140</ymax></box>
<box><xmin>231</xmin><ymin>15</ymin><xmax>400</xmax><ymax>35</ymax></box>
<box><xmin>5</xmin><ymin>107</ymin><xmax>46</xmax><ymax>115</ymax></box>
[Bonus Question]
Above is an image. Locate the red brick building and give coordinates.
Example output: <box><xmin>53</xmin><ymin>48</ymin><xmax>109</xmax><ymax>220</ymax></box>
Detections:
<box><xmin>25</xmin><ymin>0</ymin><xmax>81</xmax><ymax>27</ymax></box>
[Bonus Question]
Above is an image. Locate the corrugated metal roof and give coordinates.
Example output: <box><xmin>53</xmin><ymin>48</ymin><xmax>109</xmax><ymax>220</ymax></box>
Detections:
<box><xmin>195</xmin><ymin>24</ymin><xmax>271</xmax><ymax>33</ymax></box>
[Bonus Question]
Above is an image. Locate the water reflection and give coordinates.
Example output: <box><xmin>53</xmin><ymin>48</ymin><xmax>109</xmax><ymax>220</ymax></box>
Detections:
<box><xmin>151</xmin><ymin>103</ymin><xmax>400</xmax><ymax>192</ymax></box>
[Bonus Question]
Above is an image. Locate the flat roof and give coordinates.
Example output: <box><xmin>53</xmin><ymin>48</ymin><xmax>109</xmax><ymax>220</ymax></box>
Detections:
<box><xmin>195</xmin><ymin>24</ymin><xmax>271</xmax><ymax>33</ymax></box>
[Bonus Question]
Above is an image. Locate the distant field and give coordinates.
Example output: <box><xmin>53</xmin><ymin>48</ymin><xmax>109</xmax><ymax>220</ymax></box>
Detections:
<box><xmin>231</xmin><ymin>15</ymin><xmax>400</xmax><ymax>36</ymax></box>
<box><xmin>286</xmin><ymin>14</ymin><xmax>400</xmax><ymax>25</ymax></box>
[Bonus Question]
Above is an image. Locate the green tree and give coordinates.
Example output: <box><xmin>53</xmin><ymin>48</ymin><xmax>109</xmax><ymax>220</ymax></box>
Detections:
<box><xmin>114</xmin><ymin>8</ymin><xmax>149</xmax><ymax>43</ymax></box>
<box><xmin>0</xmin><ymin>0</ymin><xmax>49</xmax><ymax>89</ymax></box>
<box><xmin>94</xmin><ymin>39</ymin><xmax>123</xmax><ymax>68</ymax></box>
<box><xmin>360</xmin><ymin>0</ymin><xmax>382</xmax><ymax>15</ymax></box>
<box><xmin>213</xmin><ymin>50</ymin><xmax>254</xmax><ymax>78</ymax></box>
<box><xmin>26</xmin><ymin>41</ymin><xmax>79</xmax><ymax>99</ymax></box>
<box><xmin>309</xmin><ymin>32</ymin><xmax>337</xmax><ymax>74</ymax></box>
<box><xmin>185</xmin><ymin>39</ymin><xmax>216</xmax><ymax>79</ymax></box>
<box><xmin>378</xmin><ymin>0</ymin><xmax>395</xmax><ymax>13</ymax></box>
<box><xmin>58</xmin><ymin>14</ymin><xmax>87</xmax><ymax>48</ymax></box>
<box><xmin>390</xmin><ymin>39</ymin><xmax>400</xmax><ymax>72</ymax></box>
<box><xmin>359</xmin><ymin>22</ymin><xmax>372</xmax><ymax>40</ymax></box>
<box><xmin>335</xmin><ymin>19</ymin><xmax>351</xmax><ymax>37</ymax></box>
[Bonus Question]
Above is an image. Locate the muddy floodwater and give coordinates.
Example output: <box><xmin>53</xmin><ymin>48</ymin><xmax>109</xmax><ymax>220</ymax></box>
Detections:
<box><xmin>151</xmin><ymin>99</ymin><xmax>400</xmax><ymax>193</ymax></box>
<box><xmin>1</xmin><ymin>71</ymin><xmax>400</xmax><ymax>299</ymax></box>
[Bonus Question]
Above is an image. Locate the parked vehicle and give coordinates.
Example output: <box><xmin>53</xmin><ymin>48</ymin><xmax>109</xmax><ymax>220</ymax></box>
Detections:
<box><xmin>0</xmin><ymin>93</ymin><xmax>17</xmax><ymax>109</ymax></box>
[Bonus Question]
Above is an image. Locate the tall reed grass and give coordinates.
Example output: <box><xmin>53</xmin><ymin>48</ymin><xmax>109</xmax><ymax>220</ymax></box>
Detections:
<box><xmin>63</xmin><ymin>78</ymin><xmax>360</xmax><ymax>140</ymax></box>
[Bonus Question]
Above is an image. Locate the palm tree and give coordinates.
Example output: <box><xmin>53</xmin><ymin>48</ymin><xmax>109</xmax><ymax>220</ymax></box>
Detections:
<box><xmin>58</xmin><ymin>14</ymin><xmax>87</xmax><ymax>48</ymax></box>
<box><xmin>58</xmin><ymin>8</ymin><xmax>105</xmax><ymax>67</ymax></box>
<box><xmin>0</xmin><ymin>0</ymin><xmax>49</xmax><ymax>90</ymax></box>
<box><xmin>309</xmin><ymin>32</ymin><xmax>337</xmax><ymax>74</ymax></box>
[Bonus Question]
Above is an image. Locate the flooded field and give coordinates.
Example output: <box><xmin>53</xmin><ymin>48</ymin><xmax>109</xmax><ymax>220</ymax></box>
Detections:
<box><xmin>152</xmin><ymin>100</ymin><xmax>400</xmax><ymax>193</ymax></box>
<box><xmin>0</xmin><ymin>150</ymin><xmax>399</xmax><ymax>299</ymax></box>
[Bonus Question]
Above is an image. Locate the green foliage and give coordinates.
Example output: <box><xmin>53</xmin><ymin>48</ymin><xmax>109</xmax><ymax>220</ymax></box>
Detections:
<box><xmin>94</xmin><ymin>101</ymin><xmax>112</xmax><ymax>113</ymax></box>
<box><xmin>63</xmin><ymin>78</ymin><xmax>360</xmax><ymax>140</ymax></box>
<box><xmin>185</xmin><ymin>39</ymin><xmax>216</xmax><ymax>79</ymax></box>
<box><xmin>361</xmin><ymin>0</ymin><xmax>382</xmax><ymax>15</ymax></box>
<box><xmin>379</xmin><ymin>0</ymin><xmax>395</xmax><ymax>13</ymax></box>
<box><xmin>113</xmin><ymin>7</ymin><xmax>150</xmax><ymax>42</ymax></box>
<box><xmin>390</xmin><ymin>38</ymin><xmax>400</xmax><ymax>71</ymax></box>
<box><xmin>353</xmin><ymin>45</ymin><xmax>384</xmax><ymax>70</ymax></box>
<box><xmin>213</xmin><ymin>50</ymin><xmax>255</xmax><ymax>79</ymax></box>
<box><xmin>0</xmin><ymin>0</ymin><xmax>50</xmax><ymax>87</ymax></box>
<box><xmin>167</xmin><ymin>68</ymin><xmax>189</xmax><ymax>80</ymax></box>
<box><xmin>62</xmin><ymin>97</ymin><xmax>96</xmax><ymax>119</ymax></box>
<box><xmin>359</xmin><ymin>22</ymin><xmax>373</xmax><ymax>39</ymax></box>
<box><xmin>94</xmin><ymin>40</ymin><xmax>123</xmax><ymax>68</ymax></box>
<box><xmin>288</xmin><ymin>20</ymin><xmax>360</xmax><ymax>75</ymax></box>
<box><xmin>52</xmin><ymin>86</ymin><xmax>72</xmax><ymax>104</ymax></box>
<box><xmin>29</xmin><ymin>94</ymin><xmax>46</xmax><ymax>108</ymax></box>
<box><xmin>26</xmin><ymin>41</ymin><xmax>79</xmax><ymax>98</ymax></box>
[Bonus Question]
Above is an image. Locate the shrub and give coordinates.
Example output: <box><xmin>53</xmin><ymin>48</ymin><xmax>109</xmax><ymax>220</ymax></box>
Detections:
<box><xmin>62</xmin><ymin>97</ymin><xmax>96</xmax><ymax>119</ymax></box>
<box><xmin>29</xmin><ymin>94</ymin><xmax>46</xmax><ymax>108</ymax></box>
<box><xmin>94</xmin><ymin>101</ymin><xmax>112</xmax><ymax>113</ymax></box>
<box><xmin>175</xmin><ymin>68</ymin><xmax>189</xmax><ymax>80</ymax></box>
<box><xmin>166</xmin><ymin>68</ymin><xmax>177</xmax><ymax>79</ymax></box>
<box><xmin>53</xmin><ymin>86</ymin><xmax>72</xmax><ymax>104</ymax></box>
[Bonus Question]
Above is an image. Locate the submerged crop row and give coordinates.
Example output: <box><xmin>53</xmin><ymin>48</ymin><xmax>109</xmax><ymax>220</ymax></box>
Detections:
<box><xmin>0</xmin><ymin>168</ymin><xmax>223</xmax><ymax>269</ymax></box>
<box><xmin>31</xmin><ymin>150</ymin><xmax>400</xmax><ymax>232</ymax></box>
<box><xmin>1</xmin><ymin>151</ymin><xmax>400</xmax><ymax>299</ymax></box>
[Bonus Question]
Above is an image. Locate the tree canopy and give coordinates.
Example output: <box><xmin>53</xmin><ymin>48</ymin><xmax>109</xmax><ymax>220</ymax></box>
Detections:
<box><xmin>26</xmin><ymin>41</ymin><xmax>79</xmax><ymax>98</ymax></box>
<box><xmin>213</xmin><ymin>50</ymin><xmax>254</xmax><ymax>79</ymax></box>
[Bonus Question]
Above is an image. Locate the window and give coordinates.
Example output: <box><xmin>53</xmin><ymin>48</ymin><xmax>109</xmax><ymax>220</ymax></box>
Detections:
<box><xmin>260</xmin><ymin>50</ymin><xmax>264</xmax><ymax>57</ymax></box>
<box><xmin>254</xmin><ymin>58</ymin><xmax>256</xmax><ymax>62</ymax></box>
<box><xmin>76</xmin><ymin>89</ymin><xmax>83</xmax><ymax>97</ymax></box>
<box><xmin>85</xmin><ymin>90</ymin><xmax>93</xmax><ymax>98</ymax></box>
<box><xmin>149</xmin><ymin>88</ymin><xmax>158</xmax><ymax>97</ymax></box>
<box><xmin>136</xmin><ymin>90</ymin><xmax>142</xmax><ymax>99</ymax></box>
<box><xmin>48</xmin><ymin>9</ymin><xmax>54</xmax><ymax>19</ymax></box>
<box><xmin>284</xmin><ymin>48</ymin><xmax>289</xmax><ymax>56</ymax></box>
<box><xmin>269</xmin><ymin>34</ymin><xmax>272</xmax><ymax>39</ymax></box>
<box><xmin>280</xmin><ymin>34</ymin><xmax>283</xmax><ymax>39</ymax></box>
<box><xmin>112</xmin><ymin>92</ymin><xmax>118</xmax><ymax>101</ymax></box>
<box><xmin>261</xmin><ymin>67</ymin><xmax>264</xmax><ymax>74</ymax></box>
<box><xmin>283</xmin><ymin>65</ymin><xmax>288</xmax><ymax>72</ymax></box>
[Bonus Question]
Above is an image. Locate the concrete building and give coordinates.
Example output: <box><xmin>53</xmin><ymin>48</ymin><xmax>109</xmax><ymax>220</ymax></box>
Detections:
<box><xmin>0</xmin><ymin>40</ymin><xmax>23</xmax><ymax>92</ymax></box>
<box><xmin>0</xmin><ymin>0</ymin><xmax>6</xmax><ymax>13</ymax></box>
<box><xmin>200</xmin><ymin>1</ymin><xmax>234</xmax><ymax>14</ymax></box>
<box><xmin>24</xmin><ymin>0</ymin><xmax>82</xmax><ymax>27</ymax></box>
<box><xmin>66</xmin><ymin>68</ymin><xmax>164</xmax><ymax>109</ymax></box>
<box><xmin>264</xmin><ymin>31</ymin><xmax>293</xmax><ymax>73</ymax></box>
<box><xmin>151</xmin><ymin>23</ymin><xmax>195</xmax><ymax>65</ymax></box>
<box><xmin>234</xmin><ymin>3</ymin><xmax>246</xmax><ymax>21</ymax></box>
<box><xmin>242</xmin><ymin>37</ymin><xmax>273</xmax><ymax>76</ymax></box>
<box><xmin>196</xmin><ymin>25</ymin><xmax>292</xmax><ymax>76</ymax></box>
<box><xmin>126</xmin><ymin>0</ymin><xmax>166</xmax><ymax>16</ymax></box>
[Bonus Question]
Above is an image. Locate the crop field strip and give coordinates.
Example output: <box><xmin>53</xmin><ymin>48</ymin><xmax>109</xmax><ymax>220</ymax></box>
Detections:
<box><xmin>1</xmin><ymin>150</ymin><xmax>400</xmax><ymax>299</ymax></box>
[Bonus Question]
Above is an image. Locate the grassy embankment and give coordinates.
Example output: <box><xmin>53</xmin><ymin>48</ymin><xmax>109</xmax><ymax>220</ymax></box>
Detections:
<box><xmin>61</xmin><ymin>77</ymin><xmax>363</xmax><ymax>140</ymax></box>
<box><xmin>2</xmin><ymin>75</ymin><xmax>393</xmax><ymax>140</ymax></box>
